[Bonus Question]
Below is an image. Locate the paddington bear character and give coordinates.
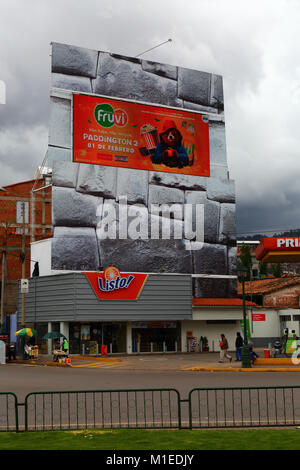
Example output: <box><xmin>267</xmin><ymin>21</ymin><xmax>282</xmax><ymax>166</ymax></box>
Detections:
<box><xmin>151</xmin><ymin>120</ymin><xmax>189</xmax><ymax>168</ymax></box>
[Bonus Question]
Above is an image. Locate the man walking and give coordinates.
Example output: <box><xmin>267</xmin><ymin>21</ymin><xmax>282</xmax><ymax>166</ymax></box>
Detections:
<box><xmin>219</xmin><ymin>334</ymin><xmax>232</xmax><ymax>363</ymax></box>
<box><xmin>235</xmin><ymin>332</ymin><xmax>243</xmax><ymax>361</ymax></box>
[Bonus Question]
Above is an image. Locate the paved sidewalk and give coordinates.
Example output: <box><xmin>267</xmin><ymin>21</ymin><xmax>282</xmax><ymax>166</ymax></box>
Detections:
<box><xmin>8</xmin><ymin>350</ymin><xmax>300</xmax><ymax>372</ymax></box>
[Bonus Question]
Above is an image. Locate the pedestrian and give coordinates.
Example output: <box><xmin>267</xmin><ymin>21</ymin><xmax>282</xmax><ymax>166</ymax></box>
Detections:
<box><xmin>249</xmin><ymin>346</ymin><xmax>259</xmax><ymax>365</ymax></box>
<box><xmin>219</xmin><ymin>334</ymin><xmax>232</xmax><ymax>363</ymax></box>
<box><xmin>235</xmin><ymin>332</ymin><xmax>243</xmax><ymax>361</ymax></box>
<box><xmin>62</xmin><ymin>337</ymin><xmax>69</xmax><ymax>353</ymax></box>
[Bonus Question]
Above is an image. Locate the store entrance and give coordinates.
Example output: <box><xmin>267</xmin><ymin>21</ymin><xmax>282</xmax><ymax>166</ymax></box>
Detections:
<box><xmin>132</xmin><ymin>322</ymin><xmax>180</xmax><ymax>353</ymax></box>
<box><xmin>69</xmin><ymin>322</ymin><xmax>127</xmax><ymax>354</ymax></box>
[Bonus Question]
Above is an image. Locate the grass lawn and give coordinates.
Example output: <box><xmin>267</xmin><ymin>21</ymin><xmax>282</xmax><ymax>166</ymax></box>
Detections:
<box><xmin>0</xmin><ymin>428</ymin><xmax>300</xmax><ymax>450</ymax></box>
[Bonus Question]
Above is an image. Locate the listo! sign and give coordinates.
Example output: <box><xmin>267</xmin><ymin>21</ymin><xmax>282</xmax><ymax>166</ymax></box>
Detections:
<box><xmin>84</xmin><ymin>267</ymin><xmax>148</xmax><ymax>300</ymax></box>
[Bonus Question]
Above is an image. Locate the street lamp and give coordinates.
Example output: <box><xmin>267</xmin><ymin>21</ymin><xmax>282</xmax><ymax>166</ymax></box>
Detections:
<box><xmin>237</xmin><ymin>265</ymin><xmax>252</xmax><ymax>368</ymax></box>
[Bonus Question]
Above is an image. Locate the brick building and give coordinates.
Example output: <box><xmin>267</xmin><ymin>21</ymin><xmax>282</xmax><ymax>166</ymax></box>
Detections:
<box><xmin>0</xmin><ymin>179</ymin><xmax>52</xmax><ymax>328</ymax></box>
<box><xmin>238</xmin><ymin>277</ymin><xmax>300</xmax><ymax>308</ymax></box>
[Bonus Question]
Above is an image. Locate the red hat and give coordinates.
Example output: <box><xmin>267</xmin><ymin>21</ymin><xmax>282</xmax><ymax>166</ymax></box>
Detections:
<box><xmin>162</xmin><ymin>120</ymin><xmax>178</xmax><ymax>132</ymax></box>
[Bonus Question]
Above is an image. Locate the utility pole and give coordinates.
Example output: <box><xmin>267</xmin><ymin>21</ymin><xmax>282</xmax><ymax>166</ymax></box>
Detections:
<box><xmin>21</xmin><ymin>202</ymin><xmax>26</xmax><ymax>328</ymax></box>
<box><xmin>0</xmin><ymin>224</ymin><xmax>7</xmax><ymax>333</ymax></box>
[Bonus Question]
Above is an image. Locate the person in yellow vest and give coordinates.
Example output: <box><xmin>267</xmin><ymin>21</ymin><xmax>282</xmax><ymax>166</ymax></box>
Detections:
<box><xmin>63</xmin><ymin>338</ymin><xmax>69</xmax><ymax>354</ymax></box>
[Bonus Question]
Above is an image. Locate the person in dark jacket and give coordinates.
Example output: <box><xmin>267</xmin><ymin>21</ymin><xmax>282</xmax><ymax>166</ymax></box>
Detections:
<box><xmin>235</xmin><ymin>332</ymin><xmax>243</xmax><ymax>361</ymax></box>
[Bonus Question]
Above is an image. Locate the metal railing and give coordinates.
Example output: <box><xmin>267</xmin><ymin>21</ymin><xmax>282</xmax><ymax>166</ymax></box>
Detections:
<box><xmin>188</xmin><ymin>386</ymin><xmax>300</xmax><ymax>428</ymax></box>
<box><xmin>24</xmin><ymin>389</ymin><xmax>181</xmax><ymax>431</ymax></box>
<box><xmin>0</xmin><ymin>392</ymin><xmax>18</xmax><ymax>432</ymax></box>
<box><xmin>2</xmin><ymin>386</ymin><xmax>300</xmax><ymax>432</ymax></box>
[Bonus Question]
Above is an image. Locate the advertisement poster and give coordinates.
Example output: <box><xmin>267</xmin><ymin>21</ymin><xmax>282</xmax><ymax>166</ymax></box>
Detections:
<box><xmin>73</xmin><ymin>94</ymin><xmax>210</xmax><ymax>177</ymax></box>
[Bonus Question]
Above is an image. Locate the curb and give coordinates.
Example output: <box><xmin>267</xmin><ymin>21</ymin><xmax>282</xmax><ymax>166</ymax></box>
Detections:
<box><xmin>44</xmin><ymin>362</ymin><xmax>71</xmax><ymax>367</ymax></box>
<box><xmin>7</xmin><ymin>360</ymin><xmax>71</xmax><ymax>367</ymax></box>
<box><xmin>185</xmin><ymin>367</ymin><xmax>300</xmax><ymax>372</ymax></box>
<box><xmin>71</xmin><ymin>356</ymin><xmax>122</xmax><ymax>363</ymax></box>
<box><xmin>256</xmin><ymin>358</ymin><xmax>297</xmax><ymax>365</ymax></box>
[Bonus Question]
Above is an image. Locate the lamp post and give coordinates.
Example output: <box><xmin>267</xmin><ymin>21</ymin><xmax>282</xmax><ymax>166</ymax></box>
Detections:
<box><xmin>237</xmin><ymin>265</ymin><xmax>252</xmax><ymax>368</ymax></box>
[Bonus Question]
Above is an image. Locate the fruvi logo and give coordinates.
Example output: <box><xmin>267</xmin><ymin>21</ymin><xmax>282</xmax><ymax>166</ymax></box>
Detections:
<box><xmin>0</xmin><ymin>80</ymin><xmax>6</xmax><ymax>104</ymax></box>
<box><xmin>94</xmin><ymin>103</ymin><xmax>128</xmax><ymax>128</ymax></box>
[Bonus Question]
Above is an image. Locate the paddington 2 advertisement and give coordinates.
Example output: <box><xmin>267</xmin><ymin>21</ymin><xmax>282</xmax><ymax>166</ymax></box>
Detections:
<box><xmin>73</xmin><ymin>94</ymin><xmax>210</xmax><ymax>176</ymax></box>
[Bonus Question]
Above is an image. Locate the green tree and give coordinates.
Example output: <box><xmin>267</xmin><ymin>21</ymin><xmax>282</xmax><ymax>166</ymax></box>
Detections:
<box><xmin>272</xmin><ymin>263</ymin><xmax>282</xmax><ymax>278</ymax></box>
<box><xmin>238</xmin><ymin>244</ymin><xmax>252</xmax><ymax>280</ymax></box>
<box><xmin>259</xmin><ymin>261</ymin><xmax>268</xmax><ymax>278</ymax></box>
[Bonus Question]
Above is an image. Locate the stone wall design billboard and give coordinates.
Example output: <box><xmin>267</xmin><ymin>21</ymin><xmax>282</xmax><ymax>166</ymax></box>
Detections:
<box><xmin>49</xmin><ymin>42</ymin><xmax>237</xmax><ymax>298</ymax></box>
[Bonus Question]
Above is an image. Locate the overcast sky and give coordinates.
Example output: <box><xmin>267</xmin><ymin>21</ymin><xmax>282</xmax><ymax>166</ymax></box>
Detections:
<box><xmin>0</xmin><ymin>0</ymin><xmax>299</xmax><ymax>236</ymax></box>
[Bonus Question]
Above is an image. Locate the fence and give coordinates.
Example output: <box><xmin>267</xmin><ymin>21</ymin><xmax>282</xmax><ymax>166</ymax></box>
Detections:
<box><xmin>1</xmin><ymin>386</ymin><xmax>300</xmax><ymax>432</ymax></box>
<box><xmin>0</xmin><ymin>393</ymin><xmax>18</xmax><ymax>432</ymax></box>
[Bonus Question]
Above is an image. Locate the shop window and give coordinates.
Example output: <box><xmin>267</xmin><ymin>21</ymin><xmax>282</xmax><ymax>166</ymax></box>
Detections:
<box><xmin>280</xmin><ymin>315</ymin><xmax>291</xmax><ymax>322</ymax></box>
<box><xmin>293</xmin><ymin>315</ymin><xmax>300</xmax><ymax>321</ymax></box>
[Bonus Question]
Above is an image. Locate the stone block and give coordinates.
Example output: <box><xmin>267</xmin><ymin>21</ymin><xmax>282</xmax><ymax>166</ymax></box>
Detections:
<box><xmin>210</xmin><ymin>74</ymin><xmax>224</xmax><ymax>110</ymax></box>
<box><xmin>148</xmin><ymin>184</ymin><xmax>184</xmax><ymax>205</ymax></box>
<box><xmin>193</xmin><ymin>243</ymin><xmax>227</xmax><ymax>274</ymax></box>
<box><xmin>149</xmin><ymin>171</ymin><xmax>206</xmax><ymax>191</ymax></box>
<box><xmin>51</xmin><ymin>73</ymin><xmax>92</xmax><ymax>93</ymax></box>
<box><xmin>76</xmin><ymin>164</ymin><xmax>116</xmax><ymax>198</ymax></box>
<box><xmin>52</xmin><ymin>42</ymin><xmax>98</xmax><ymax>78</ymax></box>
<box><xmin>98</xmin><ymin>238</ymin><xmax>193</xmax><ymax>273</ymax></box>
<box><xmin>48</xmin><ymin>97</ymin><xmax>71</xmax><ymax>149</ymax></box>
<box><xmin>210</xmin><ymin>164</ymin><xmax>228</xmax><ymax>179</ymax></box>
<box><xmin>193</xmin><ymin>277</ymin><xmax>229</xmax><ymax>298</ymax></box>
<box><xmin>93</xmin><ymin>53</ymin><xmax>179</xmax><ymax>106</ymax></box>
<box><xmin>219</xmin><ymin>204</ymin><xmax>236</xmax><ymax>244</ymax></box>
<box><xmin>116</xmin><ymin>168</ymin><xmax>148</xmax><ymax>205</ymax></box>
<box><xmin>206</xmin><ymin>178</ymin><xmax>235</xmax><ymax>203</ymax></box>
<box><xmin>228</xmin><ymin>246</ymin><xmax>237</xmax><ymax>274</ymax></box>
<box><xmin>47</xmin><ymin>146</ymin><xmax>71</xmax><ymax>167</ymax></box>
<box><xmin>141</xmin><ymin>59</ymin><xmax>177</xmax><ymax>80</ymax></box>
<box><xmin>178</xmin><ymin>67</ymin><xmax>211</xmax><ymax>106</ymax></box>
<box><xmin>52</xmin><ymin>226</ymin><xmax>100</xmax><ymax>271</ymax></box>
<box><xmin>52</xmin><ymin>161</ymin><xmax>79</xmax><ymax>188</ymax></box>
<box><xmin>183</xmin><ymin>100</ymin><xmax>218</xmax><ymax>114</ymax></box>
<box><xmin>148</xmin><ymin>214</ymin><xmax>185</xmax><ymax>241</ymax></box>
<box><xmin>52</xmin><ymin>187</ymin><xmax>102</xmax><ymax>227</ymax></box>
<box><xmin>209</xmin><ymin>121</ymin><xmax>227</xmax><ymax>166</ymax></box>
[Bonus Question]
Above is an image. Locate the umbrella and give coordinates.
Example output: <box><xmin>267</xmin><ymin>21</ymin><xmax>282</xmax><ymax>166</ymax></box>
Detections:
<box><xmin>15</xmin><ymin>328</ymin><xmax>37</xmax><ymax>337</ymax></box>
<box><xmin>43</xmin><ymin>332</ymin><xmax>66</xmax><ymax>340</ymax></box>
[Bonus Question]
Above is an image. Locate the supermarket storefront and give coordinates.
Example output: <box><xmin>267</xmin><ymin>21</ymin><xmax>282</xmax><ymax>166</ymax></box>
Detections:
<box><xmin>18</xmin><ymin>269</ymin><xmax>192</xmax><ymax>355</ymax></box>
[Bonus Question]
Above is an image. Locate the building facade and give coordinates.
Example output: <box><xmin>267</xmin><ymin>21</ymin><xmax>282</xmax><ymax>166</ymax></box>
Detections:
<box><xmin>0</xmin><ymin>179</ymin><xmax>52</xmax><ymax>331</ymax></box>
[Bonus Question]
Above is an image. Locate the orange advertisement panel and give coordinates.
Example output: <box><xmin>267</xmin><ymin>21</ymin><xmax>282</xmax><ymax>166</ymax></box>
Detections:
<box><xmin>84</xmin><ymin>267</ymin><xmax>148</xmax><ymax>301</ymax></box>
<box><xmin>73</xmin><ymin>94</ymin><xmax>210</xmax><ymax>177</ymax></box>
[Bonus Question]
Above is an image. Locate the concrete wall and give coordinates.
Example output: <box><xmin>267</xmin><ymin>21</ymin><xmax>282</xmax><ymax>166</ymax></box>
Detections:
<box><xmin>182</xmin><ymin>319</ymin><xmax>239</xmax><ymax>353</ymax></box>
<box><xmin>48</xmin><ymin>43</ymin><xmax>237</xmax><ymax>298</ymax></box>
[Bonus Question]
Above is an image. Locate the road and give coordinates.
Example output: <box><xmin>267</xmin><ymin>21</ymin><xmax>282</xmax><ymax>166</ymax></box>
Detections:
<box><xmin>2</xmin><ymin>362</ymin><xmax>300</xmax><ymax>431</ymax></box>
<box><xmin>1</xmin><ymin>362</ymin><xmax>300</xmax><ymax>399</ymax></box>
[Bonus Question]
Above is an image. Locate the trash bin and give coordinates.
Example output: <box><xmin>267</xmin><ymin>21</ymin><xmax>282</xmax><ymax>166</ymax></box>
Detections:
<box><xmin>264</xmin><ymin>349</ymin><xmax>270</xmax><ymax>358</ymax></box>
<box><xmin>101</xmin><ymin>345</ymin><xmax>108</xmax><ymax>356</ymax></box>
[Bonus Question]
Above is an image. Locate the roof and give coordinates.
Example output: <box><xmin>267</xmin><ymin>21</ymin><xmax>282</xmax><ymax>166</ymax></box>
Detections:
<box><xmin>237</xmin><ymin>277</ymin><xmax>300</xmax><ymax>295</ymax></box>
<box><xmin>193</xmin><ymin>298</ymin><xmax>259</xmax><ymax>307</ymax></box>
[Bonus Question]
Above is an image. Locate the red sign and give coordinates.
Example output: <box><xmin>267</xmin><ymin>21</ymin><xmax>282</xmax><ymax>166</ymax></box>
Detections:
<box><xmin>256</xmin><ymin>237</ymin><xmax>300</xmax><ymax>260</ymax></box>
<box><xmin>84</xmin><ymin>267</ymin><xmax>148</xmax><ymax>300</ymax></box>
<box><xmin>252</xmin><ymin>313</ymin><xmax>266</xmax><ymax>322</ymax></box>
<box><xmin>73</xmin><ymin>94</ymin><xmax>210</xmax><ymax>177</ymax></box>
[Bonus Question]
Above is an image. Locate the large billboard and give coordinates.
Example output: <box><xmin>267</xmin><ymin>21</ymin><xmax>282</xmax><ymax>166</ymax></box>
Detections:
<box><xmin>49</xmin><ymin>42</ymin><xmax>237</xmax><ymax>298</ymax></box>
<box><xmin>73</xmin><ymin>94</ymin><xmax>210</xmax><ymax>176</ymax></box>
